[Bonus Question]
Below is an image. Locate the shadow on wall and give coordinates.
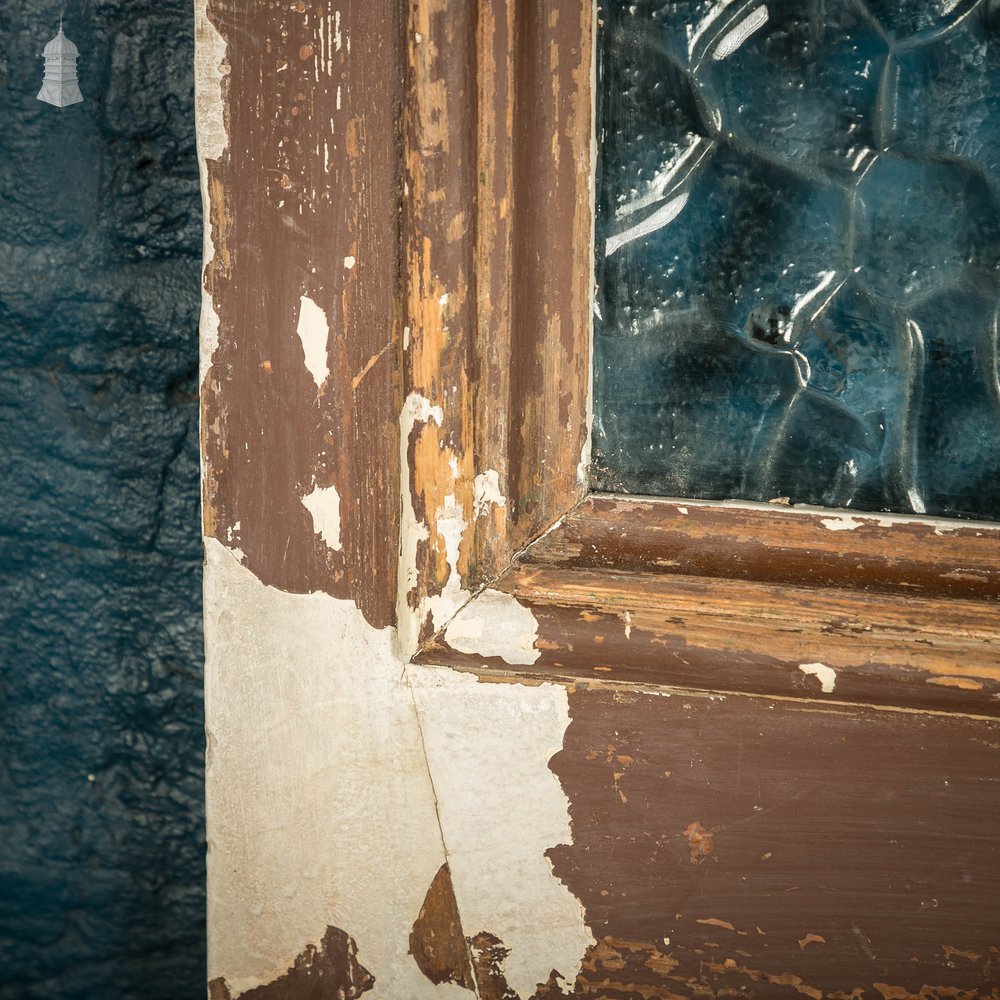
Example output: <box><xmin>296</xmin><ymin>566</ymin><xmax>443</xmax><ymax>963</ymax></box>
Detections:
<box><xmin>0</xmin><ymin>2</ymin><xmax>204</xmax><ymax>998</ymax></box>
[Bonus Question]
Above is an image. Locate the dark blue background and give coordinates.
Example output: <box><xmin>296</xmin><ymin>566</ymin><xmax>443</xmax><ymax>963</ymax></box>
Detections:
<box><xmin>0</xmin><ymin>2</ymin><xmax>204</xmax><ymax>997</ymax></box>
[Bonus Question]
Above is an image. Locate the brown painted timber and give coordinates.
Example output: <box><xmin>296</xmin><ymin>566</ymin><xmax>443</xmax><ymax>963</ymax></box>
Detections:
<box><xmin>201</xmin><ymin>0</ymin><xmax>401</xmax><ymax>628</ymax></box>
<box><xmin>400</xmin><ymin>0</ymin><xmax>479</xmax><ymax>643</ymax></box>
<box><xmin>403</xmin><ymin>682</ymin><xmax>1000</xmax><ymax>999</ymax></box>
<box><xmin>471</xmin><ymin>0</ymin><xmax>517</xmax><ymax>584</ymax></box>
<box><xmin>209</xmin><ymin>926</ymin><xmax>374</xmax><ymax>999</ymax></box>
<box><xmin>417</xmin><ymin>495</ymin><xmax>1000</xmax><ymax>716</ymax></box>
<box><xmin>544</xmin><ymin>686</ymin><xmax>1000</xmax><ymax>1000</ymax></box>
<box><xmin>528</xmin><ymin>495</ymin><xmax>1000</xmax><ymax>603</ymax></box>
<box><xmin>503</xmin><ymin>0</ymin><xmax>593</xmax><ymax>558</ymax></box>
<box><xmin>402</xmin><ymin>0</ymin><xmax>594</xmax><ymax>641</ymax></box>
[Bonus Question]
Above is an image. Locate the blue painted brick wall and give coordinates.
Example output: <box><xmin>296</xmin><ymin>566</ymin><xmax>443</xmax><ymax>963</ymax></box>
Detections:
<box><xmin>0</xmin><ymin>3</ymin><xmax>204</xmax><ymax>997</ymax></box>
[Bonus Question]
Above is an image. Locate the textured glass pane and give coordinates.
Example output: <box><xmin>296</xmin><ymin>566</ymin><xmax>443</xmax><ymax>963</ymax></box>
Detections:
<box><xmin>592</xmin><ymin>0</ymin><xmax>1000</xmax><ymax>519</ymax></box>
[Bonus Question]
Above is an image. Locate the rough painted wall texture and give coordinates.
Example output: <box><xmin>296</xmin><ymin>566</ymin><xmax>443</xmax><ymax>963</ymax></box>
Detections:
<box><xmin>0</xmin><ymin>2</ymin><xmax>204</xmax><ymax>997</ymax></box>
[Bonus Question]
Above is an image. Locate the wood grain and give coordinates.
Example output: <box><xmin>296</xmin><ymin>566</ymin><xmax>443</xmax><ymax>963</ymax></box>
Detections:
<box><xmin>532</xmin><ymin>495</ymin><xmax>1000</xmax><ymax>602</ymax></box>
<box><xmin>401</xmin><ymin>0</ymin><xmax>595</xmax><ymax>643</ymax></box>
<box><xmin>400</xmin><ymin>0</ymin><xmax>479</xmax><ymax>646</ymax></box>
<box><xmin>546</xmin><ymin>687</ymin><xmax>1000</xmax><ymax>999</ymax></box>
<box><xmin>417</xmin><ymin>495</ymin><xmax>1000</xmax><ymax>715</ymax></box>
<box><xmin>504</xmin><ymin>0</ymin><xmax>593</xmax><ymax>556</ymax></box>
<box><xmin>201</xmin><ymin>0</ymin><xmax>401</xmax><ymax>627</ymax></box>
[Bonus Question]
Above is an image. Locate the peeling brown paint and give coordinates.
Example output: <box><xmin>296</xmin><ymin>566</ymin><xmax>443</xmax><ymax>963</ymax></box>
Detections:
<box><xmin>417</xmin><ymin>495</ymin><xmax>1000</xmax><ymax>716</ymax></box>
<box><xmin>469</xmin><ymin>932</ymin><xmax>520</xmax><ymax>1000</ymax></box>
<box><xmin>409</xmin><ymin>863</ymin><xmax>476</xmax><ymax>990</ymax></box>
<box><xmin>471</xmin><ymin>934</ymin><xmax>691</xmax><ymax>1000</ymax></box>
<box><xmin>545</xmin><ymin>497</ymin><xmax>1000</xmax><ymax>602</ymax></box>
<box><xmin>400</xmin><ymin>0</ymin><xmax>478</xmax><ymax>645</ymax></box>
<box><xmin>506</xmin><ymin>0</ymin><xmax>591</xmax><ymax>548</ymax></box>
<box><xmin>201</xmin><ymin>0</ymin><xmax>401</xmax><ymax>628</ymax></box>
<box><xmin>401</xmin><ymin>0</ymin><xmax>594</xmax><ymax>641</ymax></box>
<box><xmin>208</xmin><ymin>979</ymin><xmax>231</xmax><ymax>1000</ymax></box>
<box><xmin>874</xmin><ymin>985</ymin><xmax>996</xmax><ymax>1000</ymax></box>
<box><xmin>541</xmin><ymin>687</ymin><xmax>1000</xmax><ymax>998</ymax></box>
<box><xmin>208</xmin><ymin>926</ymin><xmax>375</xmax><ymax>1000</ymax></box>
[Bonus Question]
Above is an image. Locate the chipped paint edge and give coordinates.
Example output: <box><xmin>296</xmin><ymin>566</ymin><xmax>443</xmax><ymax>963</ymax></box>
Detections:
<box><xmin>408</xmin><ymin>662</ymin><xmax>594</xmax><ymax>999</ymax></box>
<box><xmin>194</xmin><ymin>0</ymin><xmax>227</xmax><ymax>384</ymax></box>
<box><xmin>203</xmin><ymin>541</ymin><xmax>454</xmax><ymax>1000</ymax></box>
<box><xmin>588</xmin><ymin>491</ymin><xmax>1000</xmax><ymax>535</ymax></box>
<box><xmin>799</xmin><ymin>662</ymin><xmax>837</xmax><ymax>694</ymax></box>
<box><xmin>443</xmin><ymin>588</ymin><xmax>541</xmax><ymax>665</ymax></box>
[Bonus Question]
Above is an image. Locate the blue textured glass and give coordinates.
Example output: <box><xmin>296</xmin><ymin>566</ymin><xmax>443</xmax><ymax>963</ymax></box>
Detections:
<box><xmin>592</xmin><ymin>0</ymin><xmax>1000</xmax><ymax>519</ymax></box>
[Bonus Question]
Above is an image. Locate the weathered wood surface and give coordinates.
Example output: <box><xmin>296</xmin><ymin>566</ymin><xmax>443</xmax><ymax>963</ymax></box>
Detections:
<box><xmin>399</xmin><ymin>0</ymin><xmax>479</xmax><ymax>653</ymax></box>
<box><xmin>400</xmin><ymin>681</ymin><xmax>1000</xmax><ymax>999</ymax></box>
<box><xmin>417</xmin><ymin>495</ymin><xmax>1000</xmax><ymax>715</ymax></box>
<box><xmin>199</xmin><ymin>3</ymin><xmax>1000</xmax><ymax>998</ymax></box>
<box><xmin>531</xmin><ymin>495</ymin><xmax>1000</xmax><ymax>602</ymax></box>
<box><xmin>201</xmin><ymin>0</ymin><xmax>402</xmax><ymax>629</ymax></box>
<box><xmin>399</xmin><ymin>0</ymin><xmax>593</xmax><ymax>651</ymax></box>
<box><xmin>503</xmin><ymin>0</ymin><xmax>593</xmax><ymax>557</ymax></box>
<box><xmin>538</xmin><ymin>686</ymin><xmax>1000</xmax><ymax>1000</ymax></box>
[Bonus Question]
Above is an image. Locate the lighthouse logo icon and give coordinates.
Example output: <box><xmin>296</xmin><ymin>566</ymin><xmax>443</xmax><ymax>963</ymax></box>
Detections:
<box><xmin>37</xmin><ymin>19</ymin><xmax>84</xmax><ymax>107</ymax></box>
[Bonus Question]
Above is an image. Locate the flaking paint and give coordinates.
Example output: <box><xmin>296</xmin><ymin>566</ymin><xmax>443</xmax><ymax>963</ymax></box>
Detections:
<box><xmin>194</xmin><ymin>0</ymin><xmax>227</xmax><ymax>383</ymax></box>
<box><xmin>799</xmin><ymin>662</ymin><xmax>837</xmax><ymax>694</ymax></box>
<box><xmin>204</xmin><ymin>539</ymin><xmax>456</xmax><ymax>999</ymax></box>
<box><xmin>300</xmin><ymin>482</ymin><xmax>342</xmax><ymax>552</ymax></box>
<box><xmin>443</xmin><ymin>589</ymin><xmax>541</xmax><ymax>666</ymax></box>
<box><xmin>473</xmin><ymin>470</ymin><xmax>507</xmax><ymax>519</ymax></box>
<box><xmin>408</xmin><ymin>665</ymin><xmax>594</xmax><ymax>999</ymax></box>
<box><xmin>295</xmin><ymin>295</ymin><xmax>331</xmax><ymax>389</ymax></box>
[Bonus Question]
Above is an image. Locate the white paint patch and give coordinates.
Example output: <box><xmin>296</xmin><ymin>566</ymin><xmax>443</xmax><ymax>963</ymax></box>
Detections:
<box><xmin>204</xmin><ymin>540</ymin><xmax>456</xmax><ymax>1000</ymax></box>
<box><xmin>408</xmin><ymin>665</ymin><xmax>594</xmax><ymax>1000</ymax></box>
<box><xmin>398</xmin><ymin>393</ymin><xmax>465</xmax><ymax>658</ymax></box>
<box><xmin>713</xmin><ymin>4</ymin><xmax>769</xmax><ymax>60</ymax></box>
<box><xmin>344</xmin><ymin>255</ymin><xmax>356</xmax><ymax>269</ymax></box>
<box><xmin>799</xmin><ymin>662</ymin><xmax>837</xmax><ymax>694</ymax></box>
<box><xmin>444</xmin><ymin>590</ymin><xmax>540</xmax><ymax>665</ymax></box>
<box><xmin>296</xmin><ymin>295</ymin><xmax>330</xmax><ymax>389</ymax></box>
<box><xmin>195</xmin><ymin>0</ymin><xmax>229</xmax><ymax>381</ymax></box>
<box><xmin>418</xmin><ymin>495</ymin><xmax>471</xmax><ymax>641</ymax></box>
<box><xmin>820</xmin><ymin>515</ymin><xmax>864</xmax><ymax>531</ymax></box>
<box><xmin>473</xmin><ymin>470</ymin><xmax>507</xmax><ymax>518</ymax></box>
<box><xmin>301</xmin><ymin>483</ymin><xmax>342</xmax><ymax>551</ymax></box>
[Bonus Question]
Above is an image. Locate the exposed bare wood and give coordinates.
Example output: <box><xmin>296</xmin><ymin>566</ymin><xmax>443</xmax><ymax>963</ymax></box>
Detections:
<box><xmin>472</xmin><ymin>0</ymin><xmax>516</xmax><ymax>584</ymax></box>
<box><xmin>201</xmin><ymin>0</ymin><xmax>402</xmax><ymax>628</ymax></box>
<box><xmin>529</xmin><ymin>494</ymin><xmax>1000</xmax><ymax>602</ymax></box>
<box><xmin>399</xmin><ymin>0</ymin><xmax>480</xmax><ymax>650</ymax></box>
<box><xmin>506</xmin><ymin>0</ymin><xmax>593</xmax><ymax>553</ymax></box>
<box><xmin>417</xmin><ymin>495</ymin><xmax>1000</xmax><ymax>716</ymax></box>
<box><xmin>401</xmin><ymin>0</ymin><xmax>595</xmax><ymax>647</ymax></box>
